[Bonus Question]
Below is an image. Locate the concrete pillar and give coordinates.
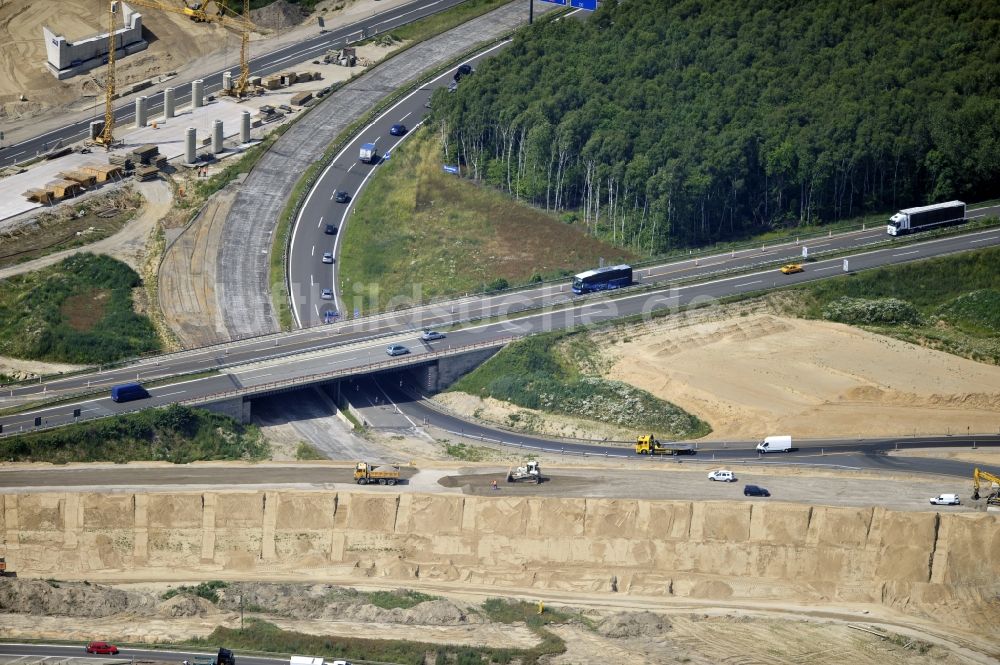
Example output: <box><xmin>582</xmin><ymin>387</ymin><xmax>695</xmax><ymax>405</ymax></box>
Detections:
<box><xmin>222</xmin><ymin>71</ymin><xmax>232</xmax><ymax>92</ymax></box>
<box><xmin>134</xmin><ymin>95</ymin><xmax>147</xmax><ymax>128</ymax></box>
<box><xmin>212</xmin><ymin>119</ymin><xmax>223</xmax><ymax>154</ymax></box>
<box><xmin>185</xmin><ymin>127</ymin><xmax>197</xmax><ymax>164</ymax></box>
<box><xmin>164</xmin><ymin>87</ymin><xmax>175</xmax><ymax>118</ymax></box>
<box><xmin>192</xmin><ymin>78</ymin><xmax>204</xmax><ymax>108</ymax></box>
<box><xmin>89</xmin><ymin>120</ymin><xmax>103</xmax><ymax>140</ymax></box>
<box><xmin>240</xmin><ymin>110</ymin><xmax>251</xmax><ymax>144</ymax></box>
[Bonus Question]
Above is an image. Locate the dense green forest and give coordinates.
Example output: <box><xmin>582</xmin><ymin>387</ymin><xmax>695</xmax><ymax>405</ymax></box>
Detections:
<box><xmin>433</xmin><ymin>0</ymin><xmax>1000</xmax><ymax>251</ymax></box>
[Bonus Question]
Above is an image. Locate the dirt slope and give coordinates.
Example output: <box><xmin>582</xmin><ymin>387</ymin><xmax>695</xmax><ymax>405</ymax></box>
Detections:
<box><xmin>603</xmin><ymin>309</ymin><xmax>1000</xmax><ymax>439</ymax></box>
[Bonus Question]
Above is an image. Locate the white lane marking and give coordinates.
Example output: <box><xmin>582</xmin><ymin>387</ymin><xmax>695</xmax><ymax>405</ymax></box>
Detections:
<box><xmin>398</xmin><ymin>111</ymin><xmax>411</xmax><ymax>122</ymax></box>
<box><xmin>813</xmin><ymin>265</ymin><xmax>839</xmax><ymax>271</ymax></box>
<box><xmin>237</xmin><ymin>372</ymin><xmax>272</xmax><ymax>380</ymax></box>
<box><xmin>893</xmin><ymin>250</ymin><xmax>920</xmax><ymax>257</ymax></box>
<box><xmin>310</xmin><ymin>273</ymin><xmax>314</xmax><ymax>285</ymax></box>
<box><xmin>969</xmin><ymin>237</ymin><xmax>996</xmax><ymax>243</ymax></box>
<box><xmin>969</xmin><ymin>213</ymin><xmax>984</xmax><ymax>218</ymax></box>
<box><xmin>371</xmin><ymin>136</ymin><xmax>380</xmax><ymax>145</ymax></box>
<box><xmin>311</xmin><ymin>245</ymin><xmax>315</xmax><ymax>256</ymax></box>
<box><xmin>735</xmin><ymin>280</ymin><xmax>762</xmax><ymax>287</ymax></box>
<box><xmin>330</xmin><ymin>191</ymin><xmax>336</xmax><ymax>200</ymax></box>
<box><xmin>157</xmin><ymin>390</ymin><xmax>186</xmax><ymax>398</ymax></box>
<box><xmin>314</xmin><ymin>304</ymin><xmax>320</xmax><ymax>316</ymax></box>
<box><xmin>346</xmin><ymin>162</ymin><xmax>355</xmax><ymax>173</ymax></box>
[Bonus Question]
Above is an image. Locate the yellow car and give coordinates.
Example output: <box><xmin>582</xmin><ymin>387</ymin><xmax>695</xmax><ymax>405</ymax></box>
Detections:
<box><xmin>780</xmin><ymin>263</ymin><xmax>804</xmax><ymax>274</ymax></box>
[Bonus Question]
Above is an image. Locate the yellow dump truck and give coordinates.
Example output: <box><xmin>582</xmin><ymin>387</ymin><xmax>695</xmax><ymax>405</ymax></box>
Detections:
<box><xmin>354</xmin><ymin>461</ymin><xmax>400</xmax><ymax>486</ymax></box>
<box><xmin>635</xmin><ymin>434</ymin><xmax>695</xmax><ymax>456</ymax></box>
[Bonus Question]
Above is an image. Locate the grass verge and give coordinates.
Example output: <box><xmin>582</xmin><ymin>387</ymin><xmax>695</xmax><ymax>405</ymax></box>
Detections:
<box><xmin>787</xmin><ymin>245</ymin><xmax>1000</xmax><ymax>363</ymax></box>
<box><xmin>0</xmin><ymin>404</ymin><xmax>268</xmax><ymax>463</ymax></box>
<box><xmin>191</xmin><ymin>617</ymin><xmax>533</xmax><ymax>665</ymax></box>
<box><xmin>450</xmin><ymin>331</ymin><xmax>710</xmax><ymax>438</ymax></box>
<box><xmin>339</xmin><ymin>131</ymin><xmax>631</xmax><ymax>313</ymax></box>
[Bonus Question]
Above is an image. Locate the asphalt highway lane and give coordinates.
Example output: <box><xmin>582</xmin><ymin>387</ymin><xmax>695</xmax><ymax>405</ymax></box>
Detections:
<box><xmin>0</xmin><ymin>645</ymin><xmax>284</xmax><ymax>665</ymax></box>
<box><xmin>2</xmin><ymin>226</ymin><xmax>1000</xmax><ymax>435</ymax></box>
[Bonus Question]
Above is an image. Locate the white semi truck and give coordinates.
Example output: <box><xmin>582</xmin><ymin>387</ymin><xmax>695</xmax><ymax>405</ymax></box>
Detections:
<box><xmin>887</xmin><ymin>200</ymin><xmax>965</xmax><ymax>236</ymax></box>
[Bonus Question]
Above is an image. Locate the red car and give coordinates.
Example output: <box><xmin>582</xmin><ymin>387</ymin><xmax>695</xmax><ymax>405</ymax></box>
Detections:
<box><xmin>86</xmin><ymin>642</ymin><xmax>119</xmax><ymax>655</ymax></box>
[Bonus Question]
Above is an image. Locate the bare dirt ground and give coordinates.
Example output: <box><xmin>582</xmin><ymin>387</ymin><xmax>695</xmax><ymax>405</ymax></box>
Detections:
<box><xmin>0</xmin><ymin>579</ymin><xmax>994</xmax><ymax>664</ymax></box>
<box><xmin>440</xmin><ymin>302</ymin><xmax>1000</xmax><ymax>442</ymax></box>
<box><xmin>604</xmin><ymin>308</ymin><xmax>1000</xmax><ymax>440</ymax></box>
<box><xmin>0</xmin><ymin>0</ymin><xmax>413</xmax><ymax>144</ymax></box>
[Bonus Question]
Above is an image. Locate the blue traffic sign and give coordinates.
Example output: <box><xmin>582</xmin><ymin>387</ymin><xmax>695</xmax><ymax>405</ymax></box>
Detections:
<box><xmin>569</xmin><ymin>0</ymin><xmax>597</xmax><ymax>8</ymax></box>
<box><xmin>443</xmin><ymin>165</ymin><xmax>459</xmax><ymax>174</ymax></box>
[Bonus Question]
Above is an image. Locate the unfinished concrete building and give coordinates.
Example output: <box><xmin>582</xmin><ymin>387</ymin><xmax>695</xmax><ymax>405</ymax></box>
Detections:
<box><xmin>44</xmin><ymin>2</ymin><xmax>148</xmax><ymax>80</ymax></box>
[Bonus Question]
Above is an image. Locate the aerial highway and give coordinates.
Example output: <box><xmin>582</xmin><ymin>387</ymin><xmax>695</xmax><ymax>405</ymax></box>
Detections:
<box><xmin>0</xmin><ymin>0</ymin><xmax>468</xmax><ymax>168</ymax></box>
<box><xmin>288</xmin><ymin>44</ymin><xmax>509</xmax><ymax>327</ymax></box>
<box><xmin>0</xmin><ymin>644</ymin><xmax>283</xmax><ymax>665</ymax></box>
<box><xmin>1</xmin><ymin>224</ymin><xmax>1000</xmax><ymax>437</ymax></box>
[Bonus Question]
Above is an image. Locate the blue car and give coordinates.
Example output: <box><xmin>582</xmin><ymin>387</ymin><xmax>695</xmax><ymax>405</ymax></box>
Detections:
<box><xmin>389</xmin><ymin>124</ymin><xmax>407</xmax><ymax>136</ymax></box>
<box><xmin>743</xmin><ymin>484</ymin><xmax>770</xmax><ymax>497</ymax></box>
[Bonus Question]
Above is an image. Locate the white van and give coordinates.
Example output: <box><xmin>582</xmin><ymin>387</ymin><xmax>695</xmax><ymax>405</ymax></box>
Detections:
<box><xmin>756</xmin><ymin>435</ymin><xmax>793</xmax><ymax>453</ymax></box>
<box><xmin>929</xmin><ymin>494</ymin><xmax>960</xmax><ymax>505</ymax></box>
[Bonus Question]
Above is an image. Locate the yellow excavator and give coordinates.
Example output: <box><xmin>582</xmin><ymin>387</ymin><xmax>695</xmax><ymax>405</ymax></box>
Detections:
<box><xmin>972</xmin><ymin>467</ymin><xmax>1000</xmax><ymax>505</ymax></box>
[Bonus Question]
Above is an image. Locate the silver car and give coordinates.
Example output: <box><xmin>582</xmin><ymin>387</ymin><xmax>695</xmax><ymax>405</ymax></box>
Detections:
<box><xmin>386</xmin><ymin>344</ymin><xmax>409</xmax><ymax>357</ymax></box>
<box><xmin>421</xmin><ymin>330</ymin><xmax>445</xmax><ymax>341</ymax></box>
<box><xmin>322</xmin><ymin>251</ymin><xmax>334</xmax><ymax>264</ymax></box>
<box><xmin>321</xmin><ymin>288</ymin><xmax>333</xmax><ymax>300</ymax></box>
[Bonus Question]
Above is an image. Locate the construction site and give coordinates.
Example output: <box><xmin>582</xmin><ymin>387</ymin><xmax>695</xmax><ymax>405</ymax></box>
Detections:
<box><xmin>0</xmin><ymin>1</ymin><xmax>998</xmax><ymax>663</ymax></box>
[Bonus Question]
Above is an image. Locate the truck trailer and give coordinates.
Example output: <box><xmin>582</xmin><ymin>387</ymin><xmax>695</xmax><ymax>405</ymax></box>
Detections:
<box><xmin>887</xmin><ymin>201</ymin><xmax>965</xmax><ymax>236</ymax></box>
<box><xmin>359</xmin><ymin>143</ymin><xmax>377</xmax><ymax>164</ymax></box>
<box><xmin>635</xmin><ymin>434</ymin><xmax>695</xmax><ymax>456</ymax></box>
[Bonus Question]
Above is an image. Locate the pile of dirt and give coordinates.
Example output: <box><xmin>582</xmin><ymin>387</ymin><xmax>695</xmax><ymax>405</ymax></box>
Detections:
<box><xmin>155</xmin><ymin>593</ymin><xmax>218</xmax><ymax>618</ymax></box>
<box><xmin>597</xmin><ymin>611</ymin><xmax>671</xmax><ymax>638</ymax></box>
<box><xmin>217</xmin><ymin>583</ymin><xmax>479</xmax><ymax>625</ymax></box>
<box><xmin>0</xmin><ymin>579</ymin><xmax>154</xmax><ymax>617</ymax></box>
<box><xmin>250</xmin><ymin>0</ymin><xmax>308</xmax><ymax>31</ymax></box>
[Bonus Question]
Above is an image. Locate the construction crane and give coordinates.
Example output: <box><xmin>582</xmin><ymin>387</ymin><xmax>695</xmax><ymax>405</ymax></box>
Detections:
<box><xmin>972</xmin><ymin>467</ymin><xmax>1000</xmax><ymax>505</ymax></box>
<box><xmin>94</xmin><ymin>0</ymin><xmax>254</xmax><ymax>149</ymax></box>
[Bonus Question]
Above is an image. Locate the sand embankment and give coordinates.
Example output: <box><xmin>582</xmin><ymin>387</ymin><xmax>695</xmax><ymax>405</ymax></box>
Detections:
<box><xmin>1</xmin><ymin>490</ymin><xmax>997</xmax><ymax>639</ymax></box>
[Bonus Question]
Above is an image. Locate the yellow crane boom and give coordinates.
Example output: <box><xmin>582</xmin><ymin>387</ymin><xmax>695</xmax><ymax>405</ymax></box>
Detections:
<box><xmin>95</xmin><ymin>0</ymin><xmax>255</xmax><ymax>148</ymax></box>
<box><xmin>972</xmin><ymin>467</ymin><xmax>1000</xmax><ymax>505</ymax></box>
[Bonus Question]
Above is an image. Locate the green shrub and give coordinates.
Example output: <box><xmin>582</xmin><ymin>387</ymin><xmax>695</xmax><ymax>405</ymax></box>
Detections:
<box><xmin>0</xmin><ymin>253</ymin><xmax>160</xmax><ymax>364</ymax></box>
<box><xmin>364</xmin><ymin>589</ymin><xmax>438</xmax><ymax>610</ymax></box>
<box><xmin>0</xmin><ymin>405</ymin><xmax>268</xmax><ymax>463</ymax></box>
<box><xmin>822</xmin><ymin>297</ymin><xmax>923</xmax><ymax>325</ymax></box>
<box><xmin>452</xmin><ymin>332</ymin><xmax>709</xmax><ymax>438</ymax></box>
<box><xmin>162</xmin><ymin>580</ymin><xmax>228</xmax><ymax>604</ymax></box>
<box><xmin>936</xmin><ymin>289</ymin><xmax>1000</xmax><ymax>334</ymax></box>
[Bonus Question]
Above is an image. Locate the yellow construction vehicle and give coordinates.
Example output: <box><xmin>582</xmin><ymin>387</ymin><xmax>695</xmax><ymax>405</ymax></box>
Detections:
<box><xmin>972</xmin><ymin>467</ymin><xmax>1000</xmax><ymax>505</ymax></box>
<box><xmin>354</xmin><ymin>461</ymin><xmax>400</xmax><ymax>486</ymax></box>
<box><xmin>635</xmin><ymin>434</ymin><xmax>694</xmax><ymax>456</ymax></box>
<box><xmin>95</xmin><ymin>0</ymin><xmax>256</xmax><ymax>148</ymax></box>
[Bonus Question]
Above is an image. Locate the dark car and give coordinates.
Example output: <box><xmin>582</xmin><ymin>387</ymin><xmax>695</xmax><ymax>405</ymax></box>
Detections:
<box><xmin>389</xmin><ymin>124</ymin><xmax>407</xmax><ymax>136</ymax></box>
<box><xmin>86</xmin><ymin>642</ymin><xmax>119</xmax><ymax>655</ymax></box>
<box><xmin>453</xmin><ymin>63</ymin><xmax>473</xmax><ymax>82</ymax></box>
<box><xmin>743</xmin><ymin>484</ymin><xmax>771</xmax><ymax>497</ymax></box>
<box><xmin>324</xmin><ymin>224</ymin><xmax>338</xmax><ymax>235</ymax></box>
<box><xmin>334</xmin><ymin>190</ymin><xmax>351</xmax><ymax>203</ymax></box>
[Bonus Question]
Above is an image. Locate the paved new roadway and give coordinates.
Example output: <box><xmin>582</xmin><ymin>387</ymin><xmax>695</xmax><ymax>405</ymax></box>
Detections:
<box><xmin>2</xmin><ymin>224</ymin><xmax>1000</xmax><ymax>435</ymax></box>
<box><xmin>0</xmin><ymin>645</ymin><xmax>283</xmax><ymax>665</ymax></box>
<box><xmin>0</xmin><ymin>0</ymin><xmax>467</xmax><ymax>168</ymax></box>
